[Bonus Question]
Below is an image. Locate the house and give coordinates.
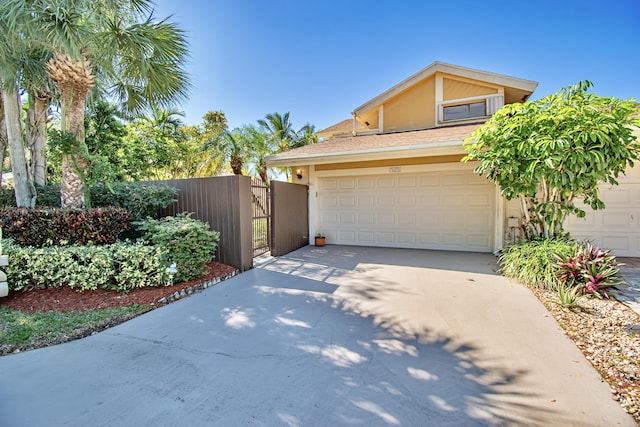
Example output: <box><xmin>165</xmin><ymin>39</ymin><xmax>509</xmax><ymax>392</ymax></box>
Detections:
<box><xmin>267</xmin><ymin>62</ymin><xmax>640</xmax><ymax>256</ymax></box>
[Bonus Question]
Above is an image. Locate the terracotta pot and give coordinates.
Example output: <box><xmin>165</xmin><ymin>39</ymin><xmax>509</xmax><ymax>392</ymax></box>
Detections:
<box><xmin>315</xmin><ymin>237</ymin><xmax>326</xmax><ymax>247</ymax></box>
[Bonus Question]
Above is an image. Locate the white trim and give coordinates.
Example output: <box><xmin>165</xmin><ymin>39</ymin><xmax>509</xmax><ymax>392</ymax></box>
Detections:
<box><xmin>435</xmin><ymin>74</ymin><xmax>444</xmax><ymax>125</ymax></box>
<box><xmin>308</xmin><ymin>166</ymin><xmax>318</xmax><ymax>245</ymax></box>
<box><xmin>494</xmin><ymin>190</ymin><xmax>505</xmax><ymax>252</ymax></box>
<box><xmin>313</xmin><ymin>161</ymin><xmax>477</xmax><ymax>178</ymax></box>
<box><xmin>439</xmin><ymin>93</ymin><xmax>503</xmax><ymax>106</ymax></box>
<box><xmin>267</xmin><ymin>140</ymin><xmax>466</xmax><ymax>167</ymax></box>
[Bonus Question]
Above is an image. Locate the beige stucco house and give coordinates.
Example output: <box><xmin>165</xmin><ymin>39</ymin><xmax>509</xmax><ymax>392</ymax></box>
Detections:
<box><xmin>267</xmin><ymin>62</ymin><xmax>640</xmax><ymax>256</ymax></box>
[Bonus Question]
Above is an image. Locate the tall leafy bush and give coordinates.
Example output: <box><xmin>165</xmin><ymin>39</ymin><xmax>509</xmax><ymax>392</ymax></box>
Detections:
<box><xmin>136</xmin><ymin>213</ymin><xmax>220</xmax><ymax>282</ymax></box>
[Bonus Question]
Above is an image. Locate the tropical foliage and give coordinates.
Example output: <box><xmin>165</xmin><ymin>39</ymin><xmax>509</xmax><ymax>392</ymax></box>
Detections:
<box><xmin>1</xmin><ymin>0</ymin><xmax>190</xmax><ymax>208</ymax></box>
<box><xmin>464</xmin><ymin>81</ymin><xmax>640</xmax><ymax>239</ymax></box>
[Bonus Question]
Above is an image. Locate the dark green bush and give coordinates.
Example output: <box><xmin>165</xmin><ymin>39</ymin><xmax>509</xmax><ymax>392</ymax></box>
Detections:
<box><xmin>0</xmin><ymin>207</ymin><xmax>130</xmax><ymax>247</ymax></box>
<box><xmin>136</xmin><ymin>213</ymin><xmax>220</xmax><ymax>282</ymax></box>
<box><xmin>90</xmin><ymin>182</ymin><xmax>178</xmax><ymax>221</ymax></box>
<box><xmin>0</xmin><ymin>185</ymin><xmax>60</xmax><ymax>208</ymax></box>
<box><xmin>0</xmin><ymin>183</ymin><xmax>177</xmax><ymax>220</ymax></box>
<box><xmin>4</xmin><ymin>240</ymin><xmax>172</xmax><ymax>292</ymax></box>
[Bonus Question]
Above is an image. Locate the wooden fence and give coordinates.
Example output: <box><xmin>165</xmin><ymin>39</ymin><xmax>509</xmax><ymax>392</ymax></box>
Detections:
<box><xmin>156</xmin><ymin>176</ymin><xmax>253</xmax><ymax>271</ymax></box>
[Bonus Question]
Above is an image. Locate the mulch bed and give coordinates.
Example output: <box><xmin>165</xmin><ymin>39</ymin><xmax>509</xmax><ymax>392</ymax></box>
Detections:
<box><xmin>0</xmin><ymin>261</ymin><xmax>237</xmax><ymax>312</ymax></box>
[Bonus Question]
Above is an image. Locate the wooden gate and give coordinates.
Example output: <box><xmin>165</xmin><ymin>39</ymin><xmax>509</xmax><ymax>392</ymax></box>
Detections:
<box><xmin>270</xmin><ymin>181</ymin><xmax>309</xmax><ymax>257</ymax></box>
<box><xmin>251</xmin><ymin>178</ymin><xmax>270</xmax><ymax>257</ymax></box>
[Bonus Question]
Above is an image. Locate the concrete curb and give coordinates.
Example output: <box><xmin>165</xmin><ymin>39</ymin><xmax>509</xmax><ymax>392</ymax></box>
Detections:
<box><xmin>157</xmin><ymin>269</ymin><xmax>240</xmax><ymax>304</ymax></box>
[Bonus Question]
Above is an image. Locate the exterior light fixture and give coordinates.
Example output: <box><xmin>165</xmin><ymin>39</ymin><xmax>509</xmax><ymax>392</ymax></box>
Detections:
<box><xmin>296</xmin><ymin>169</ymin><xmax>303</xmax><ymax>179</ymax></box>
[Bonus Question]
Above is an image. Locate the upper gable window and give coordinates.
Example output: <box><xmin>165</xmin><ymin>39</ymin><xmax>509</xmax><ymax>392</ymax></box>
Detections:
<box><xmin>442</xmin><ymin>101</ymin><xmax>486</xmax><ymax>122</ymax></box>
<box><xmin>438</xmin><ymin>94</ymin><xmax>503</xmax><ymax>125</ymax></box>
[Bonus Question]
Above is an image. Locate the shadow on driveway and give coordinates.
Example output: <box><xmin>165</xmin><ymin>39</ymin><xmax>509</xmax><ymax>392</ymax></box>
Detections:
<box><xmin>0</xmin><ymin>245</ymin><xmax>633</xmax><ymax>426</ymax></box>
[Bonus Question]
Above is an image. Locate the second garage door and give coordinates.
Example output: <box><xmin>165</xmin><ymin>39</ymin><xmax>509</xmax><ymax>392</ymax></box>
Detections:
<box><xmin>318</xmin><ymin>169</ymin><xmax>496</xmax><ymax>252</ymax></box>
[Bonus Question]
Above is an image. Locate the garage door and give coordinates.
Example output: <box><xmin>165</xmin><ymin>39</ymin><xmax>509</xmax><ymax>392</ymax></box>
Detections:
<box><xmin>318</xmin><ymin>169</ymin><xmax>496</xmax><ymax>252</ymax></box>
<box><xmin>565</xmin><ymin>167</ymin><xmax>640</xmax><ymax>257</ymax></box>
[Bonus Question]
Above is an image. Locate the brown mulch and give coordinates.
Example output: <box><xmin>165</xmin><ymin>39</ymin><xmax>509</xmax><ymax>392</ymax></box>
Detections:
<box><xmin>532</xmin><ymin>288</ymin><xmax>640</xmax><ymax>423</ymax></box>
<box><xmin>0</xmin><ymin>261</ymin><xmax>237</xmax><ymax>312</ymax></box>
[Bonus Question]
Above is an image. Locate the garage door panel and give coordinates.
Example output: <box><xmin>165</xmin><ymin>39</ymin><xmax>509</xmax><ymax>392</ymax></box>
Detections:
<box><xmin>468</xmin><ymin>193</ymin><xmax>491</xmax><ymax>206</ymax></box>
<box><xmin>319</xmin><ymin>171</ymin><xmax>495</xmax><ymax>252</ymax></box>
<box><xmin>419</xmin><ymin>175</ymin><xmax>440</xmax><ymax>186</ymax></box>
<box><xmin>358</xmin><ymin>213</ymin><xmax>375</xmax><ymax>225</ymax></box>
<box><xmin>468</xmin><ymin>213</ymin><xmax>491</xmax><ymax>227</ymax></box>
<box><xmin>339</xmin><ymin>231</ymin><xmax>356</xmax><ymax>242</ymax></box>
<box><xmin>442</xmin><ymin>233</ymin><xmax>466</xmax><ymax>246</ymax></box>
<box><xmin>377</xmin><ymin>177</ymin><xmax>395</xmax><ymax>188</ymax></box>
<box><xmin>442</xmin><ymin>175</ymin><xmax>465</xmax><ymax>185</ymax></box>
<box><xmin>443</xmin><ymin>194</ymin><xmax>465</xmax><ymax>207</ymax></box>
<box><xmin>467</xmin><ymin>234</ymin><xmax>490</xmax><ymax>248</ymax></box>
<box><xmin>398</xmin><ymin>195</ymin><xmax>417</xmax><ymax>207</ymax></box>
<box><xmin>357</xmin><ymin>195</ymin><xmax>375</xmax><ymax>208</ymax></box>
<box><xmin>377</xmin><ymin>213</ymin><xmax>395</xmax><ymax>225</ymax></box>
<box><xmin>565</xmin><ymin>178</ymin><xmax>640</xmax><ymax>256</ymax></box>
<box><xmin>339</xmin><ymin>195</ymin><xmax>356</xmax><ymax>207</ymax></box>
<box><xmin>377</xmin><ymin>232</ymin><xmax>395</xmax><ymax>243</ymax></box>
<box><xmin>396</xmin><ymin>232</ymin><xmax>416</xmax><ymax>244</ymax></box>
<box><xmin>339</xmin><ymin>178</ymin><xmax>356</xmax><ymax>190</ymax></box>
<box><xmin>357</xmin><ymin>177</ymin><xmax>375</xmax><ymax>189</ymax></box>
<box><xmin>398</xmin><ymin>176</ymin><xmax>417</xmax><ymax>187</ymax></box>
<box><xmin>321</xmin><ymin>179</ymin><xmax>338</xmax><ymax>190</ymax></box>
<box><xmin>358</xmin><ymin>231</ymin><xmax>375</xmax><ymax>242</ymax></box>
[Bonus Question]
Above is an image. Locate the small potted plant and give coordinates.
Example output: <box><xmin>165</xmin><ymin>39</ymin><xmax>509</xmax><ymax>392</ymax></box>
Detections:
<box><xmin>314</xmin><ymin>232</ymin><xmax>326</xmax><ymax>247</ymax></box>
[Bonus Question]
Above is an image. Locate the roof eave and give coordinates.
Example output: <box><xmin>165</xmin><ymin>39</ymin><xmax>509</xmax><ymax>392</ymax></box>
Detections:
<box><xmin>353</xmin><ymin>61</ymin><xmax>538</xmax><ymax>115</ymax></box>
<box><xmin>266</xmin><ymin>140</ymin><xmax>468</xmax><ymax>167</ymax></box>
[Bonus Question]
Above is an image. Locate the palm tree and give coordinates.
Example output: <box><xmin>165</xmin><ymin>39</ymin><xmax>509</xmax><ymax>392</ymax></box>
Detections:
<box><xmin>293</xmin><ymin>123</ymin><xmax>318</xmax><ymax>148</ymax></box>
<box><xmin>219</xmin><ymin>129</ymin><xmax>246</xmax><ymax>175</ymax></box>
<box><xmin>258</xmin><ymin>112</ymin><xmax>295</xmax><ymax>153</ymax></box>
<box><xmin>4</xmin><ymin>0</ymin><xmax>190</xmax><ymax>208</ymax></box>
<box><xmin>243</xmin><ymin>125</ymin><xmax>273</xmax><ymax>184</ymax></box>
<box><xmin>0</xmin><ymin>1</ymin><xmax>40</xmax><ymax>206</ymax></box>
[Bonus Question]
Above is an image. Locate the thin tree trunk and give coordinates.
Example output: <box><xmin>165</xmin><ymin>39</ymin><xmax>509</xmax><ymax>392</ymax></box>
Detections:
<box><xmin>0</xmin><ymin>97</ymin><xmax>8</xmax><ymax>188</ymax></box>
<box><xmin>27</xmin><ymin>92</ymin><xmax>49</xmax><ymax>186</ymax></box>
<box><xmin>1</xmin><ymin>86</ymin><xmax>34</xmax><ymax>207</ymax></box>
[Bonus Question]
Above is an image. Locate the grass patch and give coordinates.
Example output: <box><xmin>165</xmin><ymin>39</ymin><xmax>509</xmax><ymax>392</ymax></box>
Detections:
<box><xmin>0</xmin><ymin>305</ymin><xmax>152</xmax><ymax>355</ymax></box>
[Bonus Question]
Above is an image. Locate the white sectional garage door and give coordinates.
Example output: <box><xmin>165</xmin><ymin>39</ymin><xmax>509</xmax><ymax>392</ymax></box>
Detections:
<box><xmin>318</xmin><ymin>169</ymin><xmax>496</xmax><ymax>252</ymax></box>
<box><xmin>565</xmin><ymin>167</ymin><xmax>640</xmax><ymax>257</ymax></box>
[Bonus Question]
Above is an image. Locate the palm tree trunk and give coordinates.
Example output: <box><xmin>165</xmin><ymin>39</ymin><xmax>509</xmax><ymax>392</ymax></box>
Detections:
<box><xmin>46</xmin><ymin>53</ymin><xmax>94</xmax><ymax>209</ymax></box>
<box><xmin>230</xmin><ymin>156</ymin><xmax>243</xmax><ymax>175</ymax></box>
<box><xmin>2</xmin><ymin>86</ymin><xmax>34</xmax><ymax>207</ymax></box>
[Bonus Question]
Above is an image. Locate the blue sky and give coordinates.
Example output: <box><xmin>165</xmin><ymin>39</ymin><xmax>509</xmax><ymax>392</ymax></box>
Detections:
<box><xmin>153</xmin><ymin>0</ymin><xmax>640</xmax><ymax>131</ymax></box>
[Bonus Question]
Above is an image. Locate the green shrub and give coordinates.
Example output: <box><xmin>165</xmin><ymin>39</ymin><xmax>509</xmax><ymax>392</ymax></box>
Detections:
<box><xmin>498</xmin><ymin>238</ymin><xmax>578</xmax><ymax>290</ymax></box>
<box><xmin>0</xmin><ymin>183</ymin><xmax>177</xmax><ymax>220</ymax></box>
<box><xmin>556</xmin><ymin>242</ymin><xmax>622</xmax><ymax>298</ymax></box>
<box><xmin>136</xmin><ymin>213</ymin><xmax>220</xmax><ymax>282</ymax></box>
<box><xmin>4</xmin><ymin>240</ymin><xmax>172</xmax><ymax>292</ymax></box>
<box><xmin>0</xmin><ymin>185</ymin><xmax>61</xmax><ymax>208</ymax></box>
<box><xmin>0</xmin><ymin>207</ymin><xmax>130</xmax><ymax>247</ymax></box>
<box><xmin>90</xmin><ymin>182</ymin><xmax>178</xmax><ymax>221</ymax></box>
<box><xmin>556</xmin><ymin>285</ymin><xmax>582</xmax><ymax>309</ymax></box>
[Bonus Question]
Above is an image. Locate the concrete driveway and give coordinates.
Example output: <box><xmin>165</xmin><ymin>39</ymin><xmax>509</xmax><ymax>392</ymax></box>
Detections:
<box><xmin>0</xmin><ymin>246</ymin><xmax>634</xmax><ymax>426</ymax></box>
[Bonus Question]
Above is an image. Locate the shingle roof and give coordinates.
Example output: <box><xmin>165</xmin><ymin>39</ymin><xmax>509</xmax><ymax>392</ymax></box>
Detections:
<box><xmin>268</xmin><ymin>123</ymin><xmax>481</xmax><ymax>163</ymax></box>
<box><xmin>316</xmin><ymin>118</ymin><xmax>353</xmax><ymax>135</ymax></box>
